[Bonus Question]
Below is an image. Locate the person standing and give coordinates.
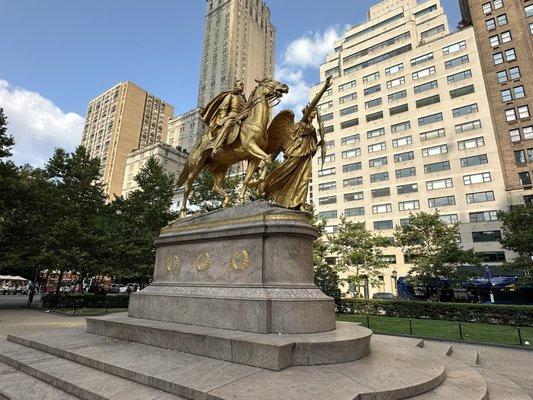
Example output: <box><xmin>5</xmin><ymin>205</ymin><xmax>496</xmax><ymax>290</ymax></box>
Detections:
<box><xmin>26</xmin><ymin>284</ymin><xmax>35</xmax><ymax>308</ymax></box>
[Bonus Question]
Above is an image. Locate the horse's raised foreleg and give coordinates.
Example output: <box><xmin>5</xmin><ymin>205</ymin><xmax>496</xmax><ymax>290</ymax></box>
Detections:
<box><xmin>240</xmin><ymin>158</ymin><xmax>261</xmax><ymax>203</ymax></box>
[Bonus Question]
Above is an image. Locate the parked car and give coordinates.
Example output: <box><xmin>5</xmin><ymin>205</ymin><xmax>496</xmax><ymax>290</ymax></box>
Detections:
<box><xmin>372</xmin><ymin>292</ymin><xmax>396</xmax><ymax>300</ymax></box>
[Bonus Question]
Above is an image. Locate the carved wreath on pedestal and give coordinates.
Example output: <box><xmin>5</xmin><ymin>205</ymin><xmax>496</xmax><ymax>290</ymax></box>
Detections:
<box><xmin>230</xmin><ymin>250</ymin><xmax>250</xmax><ymax>271</ymax></box>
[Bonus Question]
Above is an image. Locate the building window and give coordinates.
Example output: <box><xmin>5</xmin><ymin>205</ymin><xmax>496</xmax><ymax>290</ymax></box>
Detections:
<box><xmin>445</xmin><ymin>55</ymin><xmax>469</xmax><ymax>69</ymax></box>
<box><xmin>506</xmin><ymin>108</ymin><xmax>517</xmax><ymax>121</ymax></box>
<box><xmin>421</xmin><ymin>24</ymin><xmax>445</xmax><ymax>39</ymax></box>
<box><xmin>342</xmin><ymin>148</ymin><xmax>361</xmax><ymax>158</ymax></box>
<box><xmin>509</xmin><ymin>67</ymin><xmax>521</xmax><ymax>80</ymax></box>
<box><xmin>343</xmin><ymin>162</ymin><xmax>362</xmax><ymax>173</ymax></box>
<box><xmin>370</xmin><ymin>171</ymin><xmax>389</xmax><ymax>182</ymax></box>
<box><xmin>366</xmin><ymin>111</ymin><xmax>384</xmax><ymax>122</ymax></box>
<box><xmin>526</xmin><ymin>4</ymin><xmax>533</xmax><ymax>17</ymax></box>
<box><xmin>497</xmin><ymin>14</ymin><xmax>508</xmax><ymax>26</ymax></box>
<box><xmin>469</xmin><ymin>210</ymin><xmax>498</xmax><ymax>222</ymax></box>
<box><xmin>319</xmin><ymin>195</ymin><xmax>337</xmax><ymax>205</ymax></box>
<box><xmin>340</xmin><ymin>105</ymin><xmax>358</xmax><ymax>116</ymax></box>
<box><xmin>343</xmin><ymin>177</ymin><xmax>363</xmax><ymax>187</ymax></box>
<box><xmin>363</xmin><ymin>71</ymin><xmax>380</xmax><ymax>83</ymax></box>
<box><xmin>392</xmin><ymin>136</ymin><xmax>412</xmax><ymax>147</ymax></box>
<box><xmin>344</xmin><ymin>191</ymin><xmax>364</xmax><ymax>201</ymax></box>
<box><xmin>341</xmin><ymin>134</ymin><xmax>360</xmax><ymax>145</ymax></box>
<box><xmin>318</xmin><ymin>167</ymin><xmax>336</xmax><ymax>177</ymax></box>
<box><xmin>364</xmin><ymin>84</ymin><xmax>381</xmax><ymax>96</ymax></box>
<box><xmin>489</xmin><ymin>35</ymin><xmax>500</xmax><ymax>47</ymax></box>
<box><xmin>391</xmin><ymin>121</ymin><xmax>411</xmax><ymax>133</ymax></box>
<box><xmin>368</xmin><ymin>142</ymin><xmax>386</xmax><ymax>153</ymax></box>
<box><xmin>514</xmin><ymin>86</ymin><xmax>526</xmax><ymax>99</ymax></box>
<box><xmin>458</xmin><ymin>136</ymin><xmax>485</xmax><ymax>150</ymax></box>
<box><xmin>450</xmin><ymin>85</ymin><xmax>475</xmax><ymax>98</ymax></box>
<box><xmin>424</xmin><ymin>161</ymin><xmax>451</xmax><ymax>173</ymax></box>
<box><xmin>463</xmin><ymin>172</ymin><xmax>492</xmax><ymax>185</ymax></box>
<box><xmin>411</xmin><ymin>52</ymin><xmax>434</xmax><ymax>66</ymax></box>
<box><xmin>461</xmin><ymin>154</ymin><xmax>488</xmax><ymax>167</ymax></box>
<box><xmin>476</xmin><ymin>252</ymin><xmax>506</xmax><ymax>262</ymax></box>
<box><xmin>428</xmin><ymin>196</ymin><xmax>456</xmax><ymax>207</ymax></box>
<box><xmin>494</xmin><ymin>0</ymin><xmax>503</xmax><ymax>9</ymax></box>
<box><xmin>442</xmin><ymin>40</ymin><xmax>467</xmax><ymax>55</ymax></box>
<box><xmin>341</xmin><ymin>119</ymin><xmax>359</xmax><ymax>130</ymax></box>
<box><xmin>365</xmin><ymin>98</ymin><xmax>383</xmax><ymax>109</ymax></box>
<box><xmin>398</xmin><ymin>200</ymin><xmax>420</xmax><ymax>211</ymax></box>
<box><xmin>518</xmin><ymin>106</ymin><xmax>530</xmax><ymax>119</ymax></box>
<box><xmin>453</xmin><ymin>103</ymin><xmax>478</xmax><ymax>117</ymax></box>
<box><xmin>374</xmin><ymin>220</ymin><xmax>393</xmax><ymax>230</ymax></box>
<box><xmin>369</xmin><ymin>156</ymin><xmax>388</xmax><ymax>167</ymax></box>
<box><xmin>416</xmin><ymin>95</ymin><xmax>441</xmax><ymax>108</ymax></box>
<box><xmin>323</xmin><ymin>125</ymin><xmax>334</xmax><ymax>134</ymax></box>
<box><xmin>318</xmin><ymin>181</ymin><xmax>336</xmax><ymax>191</ymax></box>
<box><xmin>497</xmin><ymin>70</ymin><xmax>508</xmax><ymax>83</ymax></box>
<box><xmin>390</xmin><ymin>104</ymin><xmax>409</xmax><ymax>115</ymax></box>
<box><xmin>501</xmin><ymin>89</ymin><xmax>513</xmax><ymax>102</ymax></box>
<box><xmin>519</xmin><ymin>171</ymin><xmax>532</xmax><ymax>186</ymax></box>
<box><xmin>426</xmin><ymin>178</ymin><xmax>453</xmax><ymax>190</ymax></box>
<box><xmin>472</xmin><ymin>230</ymin><xmax>502</xmax><ymax>242</ymax></box>
<box><xmin>372</xmin><ymin>203</ymin><xmax>392</xmax><ymax>214</ymax></box>
<box><xmin>318</xmin><ymin>154</ymin><xmax>335</xmax><ymax>164</ymax></box>
<box><xmin>386</xmin><ymin>76</ymin><xmax>406</xmax><ymax>89</ymax></box>
<box><xmin>394</xmin><ymin>151</ymin><xmax>415</xmax><ymax>162</ymax></box>
<box><xmin>388</xmin><ymin>90</ymin><xmax>407</xmax><ymax>102</ymax></box>
<box><xmin>524</xmin><ymin>126</ymin><xmax>533</xmax><ymax>140</ymax></box>
<box><xmin>397</xmin><ymin>183</ymin><xmax>418</xmax><ymax>194</ymax></box>
<box><xmin>412</xmin><ymin>66</ymin><xmax>436</xmax><ymax>80</ymax></box>
<box><xmin>482</xmin><ymin>2</ymin><xmax>492</xmax><ymax>14</ymax></box>
<box><xmin>371</xmin><ymin>187</ymin><xmax>391</xmax><ymax>197</ymax></box>
<box><xmin>466</xmin><ymin>191</ymin><xmax>495</xmax><ymax>203</ymax></box>
<box><xmin>501</xmin><ymin>30</ymin><xmax>512</xmax><ymax>43</ymax></box>
<box><xmin>441</xmin><ymin>214</ymin><xmax>459</xmax><ymax>224</ymax></box>
<box><xmin>385</xmin><ymin>63</ymin><xmax>404</xmax><ymax>75</ymax></box>
<box><xmin>455</xmin><ymin>120</ymin><xmax>481</xmax><ymax>134</ymax></box>
<box><xmin>339</xmin><ymin>93</ymin><xmax>357</xmax><ymax>104</ymax></box>
<box><xmin>318</xmin><ymin>210</ymin><xmax>338</xmax><ymax>220</ymax></box>
<box><xmin>339</xmin><ymin>80</ymin><xmax>356</xmax><ymax>91</ymax></box>
<box><xmin>418</xmin><ymin>112</ymin><xmax>443</xmax><ymax>126</ymax></box>
<box><xmin>447</xmin><ymin>69</ymin><xmax>472</xmax><ymax>84</ymax></box>
<box><xmin>420</xmin><ymin>128</ymin><xmax>445</xmax><ymax>141</ymax></box>
<box><xmin>422</xmin><ymin>144</ymin><xmax>448</xmax><ymax>157</ymax></box>
<box><xmin>345</xmin><ymin>207</ymin><xmax>365</xmax><ymax>217</ymax></box>
<box><xmin>396</xmin><ymin>167</ymin><xmax>416</xmax><ymax>179</ymax></box>
<box><xmin>486</xmin><ymin>18</ymin><xmax>496</xmax><ymax>30</ymax></box>
<box><xmin>514</xmin><ymin>150</ymin><xmax>526</xmax><ymax>163</ymax></box>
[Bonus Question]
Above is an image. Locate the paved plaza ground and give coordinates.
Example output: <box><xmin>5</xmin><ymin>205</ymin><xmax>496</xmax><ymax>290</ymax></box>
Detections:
<box><xmin>0</xmin><ymin>294</ymin><xmax>531</xmax><ymax>397</ymax></box>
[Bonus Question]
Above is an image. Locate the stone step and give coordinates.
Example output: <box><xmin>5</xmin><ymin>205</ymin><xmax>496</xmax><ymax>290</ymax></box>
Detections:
<box><xmin>85</xmin><ymin>313</ymin><xmax>372</xmax><ymax>370</ymax></box>
<box><xmin>0</xmin><ymin>361</ymin><xmax>79</xmax><ymax>400</ymax></box>
<box><xmin>475</xmin><ymin>367</ymin><xmax>532</xmax><ymax>400</ymax></box>
<box><xmin>5</xmin><ymin>329</ymin><xmax>449</xmax><ymax>400</ymax></box>
<box><xmin>406</xmin><ymin>358</ymin><xmax>488</xmax><ymax>400</ymax></box>
<box><xmin>0</xmin><ymin>340</ymin><xmax>185</xmax><ymax>400</ymax></box>
<box><xmin>419</xmin><ymin>340</ymin><xmax>453</xmax><ymax>357</ymax></box>
<box><xmin>449</xmin><ymin>345</ymin><xmax>479</xmax><ymax>366</ymax></box>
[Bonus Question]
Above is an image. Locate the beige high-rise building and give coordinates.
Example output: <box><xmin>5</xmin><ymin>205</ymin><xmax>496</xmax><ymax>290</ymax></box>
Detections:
<box><xmin>311</xmin><ymin>0</ymin><xmax>512</xmax><ymax>297</ymax></box>
<box><xmin>459</xmin><ymin>0</ymin><xmax>533</xmax><ymax>205</ymax></box>
<box><xmin>122</xmin><ymin>142</ymin><xmax>187</xmax><ymax>210</ymax></box>
<box><xmin>81</xmin><ymin>81</ymin><xmax>174</xmax><ymax>199</ymax></box>
<box><xmin>167</xmin><ymin>0</ymin><xmax>276</xmax><ymax>153</ymax></box>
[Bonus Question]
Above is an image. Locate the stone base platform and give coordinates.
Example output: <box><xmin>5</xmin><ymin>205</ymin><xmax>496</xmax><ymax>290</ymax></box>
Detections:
<box><xmin>85</xmin><ymin>313</ymin><xmax>372</xmax><ymax>370</ymax></box>
<box><xmin>0</xmin><ymin>327</ymin><xmax>512</xmax><ymax>400</ymax></box>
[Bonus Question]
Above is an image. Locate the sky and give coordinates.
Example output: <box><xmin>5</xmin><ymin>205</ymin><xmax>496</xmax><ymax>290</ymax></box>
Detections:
<box><xmin>0</xmin><ymin>0</ymin><xmax>462</xmax><ymax>167</ymax></box>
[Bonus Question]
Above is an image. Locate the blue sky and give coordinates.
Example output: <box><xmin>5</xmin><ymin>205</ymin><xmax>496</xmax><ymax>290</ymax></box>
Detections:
<box><xmin>0</xmin><ymin>0</ymin><xmax>461</xmax><ymax>166</ymax></box>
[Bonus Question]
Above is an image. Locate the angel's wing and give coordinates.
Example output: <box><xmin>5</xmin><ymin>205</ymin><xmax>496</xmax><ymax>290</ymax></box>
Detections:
<box><xmin>265</xmin><ymin>110</ymin><xmax>297</xmax><ymax>154</ymax></box>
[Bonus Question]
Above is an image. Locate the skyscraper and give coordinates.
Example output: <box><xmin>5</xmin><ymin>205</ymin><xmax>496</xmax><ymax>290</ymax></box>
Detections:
<box><xmin>459</xmin><ymin>0</ymin><xmax>533</xmax><ymax>205</ymax></box>
<box><xmin>81</xmin><ymin>81</ymin><xmax>174</xmax><ymax>199</ymax></box>
<box><xmin>167</xmin><ymin>0</ymin><xmax>276</xmax><ymax>152</ymax></box>
<box><xmin>310</xmin><ymin>0</ymin><xmax>511</xmax><ymax>297</ymax></box>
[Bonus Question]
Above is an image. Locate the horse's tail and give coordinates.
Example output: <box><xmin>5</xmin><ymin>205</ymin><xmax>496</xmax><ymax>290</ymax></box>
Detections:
<box><xmin>177</xmin><ymin>161</ymin><xmax>190</xmax><ymax>188</ymax></box>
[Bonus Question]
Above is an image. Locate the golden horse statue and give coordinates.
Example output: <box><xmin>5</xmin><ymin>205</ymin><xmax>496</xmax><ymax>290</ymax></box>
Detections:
<box><xmin>177</xmin><ymin>78</ymin><xmax>289</xmax><ymax>216</ymax></box>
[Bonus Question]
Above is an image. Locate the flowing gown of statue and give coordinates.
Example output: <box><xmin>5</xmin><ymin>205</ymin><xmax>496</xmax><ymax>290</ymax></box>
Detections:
<box><xmin>263</xmin><ymin>121</ymin><xmax>318</xmax><ymax>209</ymax></box>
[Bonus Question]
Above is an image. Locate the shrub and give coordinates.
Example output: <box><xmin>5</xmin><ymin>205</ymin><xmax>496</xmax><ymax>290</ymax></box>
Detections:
<box><xmin>341</xmin><ymin>299</ymin><xmax>533</xmax><ymax>326</ymax></box>
<box><xmin>41</xmin><ymin>294</ymin><xmax>130</xmax><ymax>309</ymax></box>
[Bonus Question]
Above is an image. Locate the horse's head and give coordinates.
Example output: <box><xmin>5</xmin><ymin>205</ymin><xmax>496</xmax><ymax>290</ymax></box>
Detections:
<box><xmin>252</xmin><ymin>78</ymin><xmax>289</xmax><ymax>101</ymax></box>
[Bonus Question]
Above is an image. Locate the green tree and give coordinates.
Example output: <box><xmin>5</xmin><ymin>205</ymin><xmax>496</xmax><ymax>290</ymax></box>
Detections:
<box><xmin>330</xmin><ymin>217</ymin><xmax>390</xmax><ymax>298</ymax></box>
<box><xmin>498</xmin><ymin>204</ymin><xmax>533</xmax><ymax>284</ymax></box>
<box><xmin>0</xmin><ymin>108</ymin><xmax>14</xmax><ymax>159</ymax></box>
<box><xmin>0</xmin><ymin>108</ymin><xmax>18</xmax><ymax>224</ymax></box>
<box><xmin>394</xmin><ymin>211</ymin><xmax>479</xmax><ymax>299</ymax></box>
<box><xmin>187</xmin><ymin>170</ymin><xmax>240</xmax><ymax>213</ymax></box>
<box><xmin>108</xmin><ymin>157</ymin><xmax>177</xmax><ymax>281</ymax></box>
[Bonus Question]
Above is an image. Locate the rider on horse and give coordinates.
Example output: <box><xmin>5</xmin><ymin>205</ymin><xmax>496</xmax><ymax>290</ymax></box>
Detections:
<box><xmin>200</xmin><ymin>80</ymin><xmax>248</xmax><ymax>156</ymax></box>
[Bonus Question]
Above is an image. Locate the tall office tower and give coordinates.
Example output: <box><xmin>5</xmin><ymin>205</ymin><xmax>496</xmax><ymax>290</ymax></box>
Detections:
<box><xmin>81</xmin><ymin>82</ymin><xmax>174</xmax><ymax>199</ymax></box>
<box><xmin>311</xmin><ymin>0</ymin><xmax>511</xmax><ymax>297</ymax></box>
<box><xmin>459</xmin><ymin>0</ymin><xmax>533</xmax><ymax>205</ymax></box>
<box><xmin>197</xmin><ymin>0</ymin><xmax>276</xmax><ymax>108</ymax></box>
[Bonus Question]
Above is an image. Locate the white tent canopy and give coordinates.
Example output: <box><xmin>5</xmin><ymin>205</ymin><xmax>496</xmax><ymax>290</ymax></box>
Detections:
<box><xmin>0</xmin><ymin>275</ymin><xmax>28</xmax><ymax>281</ymax></box>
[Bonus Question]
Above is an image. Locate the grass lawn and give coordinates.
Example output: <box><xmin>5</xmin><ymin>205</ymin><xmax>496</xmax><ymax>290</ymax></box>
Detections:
<box><xmin>337</xmin><ymin>314</ymin><xmax>533</xmax><ymax>347</ymax></box>
<box><xmin>50</xmin><ymin>307</ymin><xmax>128</xmax><ymax>316</ymax></box>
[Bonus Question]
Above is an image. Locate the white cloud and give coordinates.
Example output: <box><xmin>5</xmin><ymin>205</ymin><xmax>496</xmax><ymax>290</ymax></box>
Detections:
<box><xmin>0</xmin><ymin>80</ymin><xmax>84</xmax><ymax>167</ymax></box>
<box><xmin>283</xmin><ymin>27</ymin><xmax>343</xmax><ymax>69</ymax></box>
<box><xmin>276</xmin><ymin>26</ymin><xmax>344</xmax><ymax>116</ymax></box>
